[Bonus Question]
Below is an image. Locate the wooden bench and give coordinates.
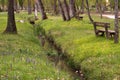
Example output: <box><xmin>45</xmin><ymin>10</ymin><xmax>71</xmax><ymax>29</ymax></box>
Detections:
<box><xmin>29</xmin><ymin>20</ymin><xmax>35</xmax><ymax>25</ymax></box>
<box><xmin>118</xmin><ymin>17</ymin><xmax>120</xmax><ymax>21</ymax></box>
<box><xmin>78</xmin><ymin>16</ymin><xmax>83</xmax><ymax>20</ymax></box>
<box><xmin>76</xmin><ymin>16</ymin><xmax>83</xmax><ymax>20</ymax></box>
<box><xmin>93</xmin><ymin>22</ymin><xmax>116</xmax><ymax>38</ymax></box>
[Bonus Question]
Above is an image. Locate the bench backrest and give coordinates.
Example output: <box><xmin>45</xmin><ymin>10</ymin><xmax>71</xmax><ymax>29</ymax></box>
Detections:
<box><xmin>94</xmin><ymin>22</ymin><xmax>110</xmax><ymax>28</ymax></box>
<box><xmin>93</xmin><ymin>22</ymin><xmax>111</xmax><ymax>38</ymax></box>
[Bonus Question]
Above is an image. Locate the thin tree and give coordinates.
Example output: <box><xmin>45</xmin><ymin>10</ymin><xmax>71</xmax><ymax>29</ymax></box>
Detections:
<box><xmin>114</xmin><ymin>0</ymin><xmax>119</xmax><ymax>43</ymax></box>
<box><xmin>69</xmin><ymin>0</ymin><xmax>76</xmax><ymax>18</ymax></box>
<box><xmin>0</xmin><ymin>0</ymin><xmax>5</xmax><ymax>11</ymax></box>
<box><xmin>18</xmin><ymin>0</ymin><xmax>24</xmax><ymax>10</ymax></box>
<box><xmin>63</xmin><ymin>0</ymin><xmax>70</xmax><ymax>21</ymax></box>
<box><xmin>34</xmin><ymin>1</ymin><xmax>38</xmax><ymax>20</ymax></box>
<box><xmin>81</xmin><ymin>0</ymin><xmax>84</xmax><ymax>14</ymax></box>
<box><xmin>58</xmin><ymin>0</ymin><xmax>66</xmax><ymax>21</ymax></box>
<box><xmin>96</xmin><ymin>0</ymin><xmax>103</xmax><ymax>19</ymax></box>
<box><xmin>53</xmin><ymin>0</ymin><xmax>58</xmax><ymax>15</ymax></box>
<box><xmin>14</xmin><ymin>0</ymin><xmax>19</xmax><ymax>13</ymax></box>
<box><xmin>38</xmin><ymin>0</ymin><xmax>47</xmax><ymax>20</ymax></box>
<box><xmin>86</xmin><ymin>0</ymin><xmax>94</xmax><ymax>24</ymax></box>
<box><xmin>28</xmin><ymin>0</ymin><xmax>32</xmax><ymax>15</ymax></box>
<box><xmin>4</xmin><ymin>0</ymin><xmax>17</xmax><ymax>34</ymax></box>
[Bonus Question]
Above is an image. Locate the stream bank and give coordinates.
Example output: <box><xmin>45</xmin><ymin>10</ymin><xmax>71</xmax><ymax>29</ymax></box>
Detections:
<box><xmin>34</xmin><ymin>25</ymin><xmax>85</xmax><ymax>80</ymax></box>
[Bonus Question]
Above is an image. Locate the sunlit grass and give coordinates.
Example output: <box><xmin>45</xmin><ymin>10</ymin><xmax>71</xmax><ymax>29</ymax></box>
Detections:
<box><xmin>0</xmin><ymin>12</ymin><xmax>73</xmax><ymax>80</ymax></box>
<box><xmin>37</xmin><ymin>14</ymin><xmax>120</xmax><ymax>80</ymax></box>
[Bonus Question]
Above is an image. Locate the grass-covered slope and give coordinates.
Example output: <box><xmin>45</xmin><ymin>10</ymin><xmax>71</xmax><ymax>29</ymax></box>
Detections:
<box><xmin>37</xmin><ymin>15</ymin><xmax>120</xmax><ymax>80</ymax></box>
<box><xmin>0</xmin><ymin>12</ymin><xmax>73</xmax><ymax>80</ymax></box>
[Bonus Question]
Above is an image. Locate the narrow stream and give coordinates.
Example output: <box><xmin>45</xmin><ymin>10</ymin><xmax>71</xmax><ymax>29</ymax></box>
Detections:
<box><xmin>38</xmin><ymin>33</ymin><xmax>85</xmax><ymax>80</ymax></box>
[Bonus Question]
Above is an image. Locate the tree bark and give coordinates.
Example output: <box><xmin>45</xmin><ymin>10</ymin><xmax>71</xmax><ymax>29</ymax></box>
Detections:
<box><xmin>34</xmin><ymin>2</ymin><xmax>38</xmax><ymax>20</ymax></box>
<box><xmin>14</xmin><ymin>0</ymin><xmax>19</xmax><ymax>13</ymax></box>
<box><xmin>38</xmin><ymin>0</ymin><xmax>48</xmax><ymax>20</ymax></box>
<box><xmin>4</xmin><ymin>0</ymin><xmax>17</xmax><ymax>34</ymax></box>
<box><xmin>18</xmin><ymin>0</ymin><xmax>24</xmax><ymax>10</ymax></box>
<box><xmin>114</xmin><ymin>0</ymin><xmax>119</xmax><ymax>43</ymax></box>
<box><xmin>28</xmin><ymin>0</ymin><xmax>32</xmax><ymax>15</ymax></box>
<box><xmin>81</xmin><ymin>0</ymin><xmax>84</xmax><ymax>14</ymax></box>
<box><xmin>1</xmin><ymin>0</ymin><xmax>5</xmax><ymax>11</ymax></box>
<box><xmin>96</xmin><ymin>0</ymin><xmax>103</xmax><ymax>19</ymax></box>
<box><xmin>86</xmin><ymin>0</ymin><xmax>94</xmax><ymax>24</ymax></box>
<box><xmin>58</xmin><ymin>0</ymin><xmax>66</xmax><ymax>21</ymax></box>
<box><xmin>96</xmin><ymin>0</ymin><xmax>99</xmax><ymax>13</ymax></box>
<box><xmin>53</xmin><ymin>0</ymin><xmax>58</xmax><ymax>15</ymax></box>
<box><xmin>69</xmin><ymin>0</ymin><xmax>76</xmax><ymax>18</ymax></box>
<box><xmin>63</xmin><ymin>0</ymin><xmax>71</xmax><ymax>21</ymax></box>
<box><xmin>99</xmin><ymin>5</ymin><xmax>103</xmax><ymax>19</ymax></box>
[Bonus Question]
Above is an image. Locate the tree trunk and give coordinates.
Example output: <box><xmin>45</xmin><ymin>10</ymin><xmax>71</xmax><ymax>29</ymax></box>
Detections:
<box><xmin>53</xmin><ymin>0</ymin><xmax>58</xmax><ymax>15</ymax></box>
<box><xmin>34</xmin><ymin>2</ymin><xmax>38</xmax><ymax>20</ymax></box>
<box><xmin>58</xmin><ymin>0</ymin><xmax>66</xmax><ymax>21</ymax></box>
<box><xmin>63</xmin><ymin>0</ymin><xmax>71</xmax><ymax>21</ymax></box>
<box><xmin>18</xmin><ymin>0</ymin><xmax>24</xmax><ymax>10</ymax></box>
<box><xmin>96</xmin><ymin>0</ymin><xmax>103</xmax><ymax>19</ymax></box>
<box><xmin>14</xmin><ymin>0</ymin><xmax>19</xmax><ymax>13</ymax></box>
<box><xmin>69</xmin><ymin>0</ymin><xmax>76</xmax><ymax>18</ymax></box>
<box><xmin>114</xmin><ymin>0</ymin><xmax>119</xmax><ymax>43</ymax></box>
<box><xmin>4</xmin><ymin>0</ymin><xmax>17</xmax><ymax>34</ymax></box>
<box><xmin>96</xmin><ymin>0</ymin><xmax>99</xmax><ymax>13</ymax></box>
<box><xmin>1</xmin><ymin>0</ymin><xmax>5</xmax><ymax>11</ymax></box>
<box><xmin>28</xmin><ymin>0</ymin><xmax>32</xmax><ymax>15</ymax></box>
<box><xmin>38</xmin><ymin>0</ymin><xmax>48</xmax><ymax>20</ymax></box>
<box><xmin>99</xmin><ymin>5</ymin><xmax>103</xmax><ymax>19</ymax></box>
<box><xmin>86</xmin><ymin>0</ymin><xmax>94</xmax><ymax>24</ymax></box>
<box><xmin>80</xmin><ymin>0</ymin><xmax>84</xmax><ymax>14</ymax></box>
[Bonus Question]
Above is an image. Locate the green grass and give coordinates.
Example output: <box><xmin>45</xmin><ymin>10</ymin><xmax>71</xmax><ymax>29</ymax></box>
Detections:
<box><xmin>37</xmin><ymin>14</ymin><xmax>120</xmax><ymax>80</ymax></box>
<box><xmin>0</xmin><ymin>12</ymin><xmax>74</xmax><ymax>80</ymax></box>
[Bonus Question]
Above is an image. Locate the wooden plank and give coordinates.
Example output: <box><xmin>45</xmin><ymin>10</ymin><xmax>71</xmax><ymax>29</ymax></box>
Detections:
<box><xmin>108</xmin><ymin>30</ymin><xmax>116</xmax><ymax>33</ymax></box>
<box><xmin>95</xmin><ymin>23</ymin><xmax>110</xmax><ymax>27</ymax></box>
<box><xmin>97</xmin><ymin>29</ymin><xmax>105</xmax><ymax>32</ymax></box>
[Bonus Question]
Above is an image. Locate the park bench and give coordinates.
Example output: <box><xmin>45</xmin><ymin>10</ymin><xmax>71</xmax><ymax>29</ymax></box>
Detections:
<box><xmin>76</xmin><ymin>16</ymin><xmax>83</xmax><ymax>20</ymax></box>
<box><xmin>118</xmin><ymin>17</ymin><xmax>120</xmax><ymax>21</ymax></box>
<box><xmin>29</xmin><ymin>20</ymin><xmax>35</xmax><ymax>25</ymax></box>
<box><xmin>93</xmin><ymin>22</ymin><xmax>116</xmax><ymax>38</ymax></box>
<box><xmin>75</xmin><ymin>11</ymin><xmax>83</xmax><ymax>20</ymax></box>
<box><xmin>78</xmin><ymin>16</ymin><xmax>83</xmax><ymax>20</ymax></box>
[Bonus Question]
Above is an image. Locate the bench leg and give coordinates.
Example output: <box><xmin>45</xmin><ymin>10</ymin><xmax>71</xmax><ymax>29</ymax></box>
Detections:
<box><xmin>108</xmin><ymin>33</ymin><xmax>115</xmax><ymax>38</ymax></box>
<box><xmin>101</xmin><ymin>32</ymin><xmax>104</xmax><ymax>36</ymax></box>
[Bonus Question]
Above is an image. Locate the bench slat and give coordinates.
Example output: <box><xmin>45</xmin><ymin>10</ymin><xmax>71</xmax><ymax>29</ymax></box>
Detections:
<box><xmin>97</xmin><ymin>29</ymin><xmax>105</xmax><ymax>32</ymax></box>
<box><xmin>94</xmin><ymin>22</ymin><xmax>110</xmax><ymax>28</ymax></box>
<box><xmin>108</xmin><ymin>30</ymin><xmax>116</xmax><ymax>33</ymax></box>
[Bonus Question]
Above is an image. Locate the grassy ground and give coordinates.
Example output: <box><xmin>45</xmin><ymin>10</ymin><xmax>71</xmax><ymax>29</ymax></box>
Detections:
<box><xmin>0</xmin><ymin>12</ymin><xmax>74</xmax><ymax>80</ymax></box>
<box><xmin>37</xmin><ymin>14</ymin><xmax>120</xmax><ymax>80</ymax></box>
